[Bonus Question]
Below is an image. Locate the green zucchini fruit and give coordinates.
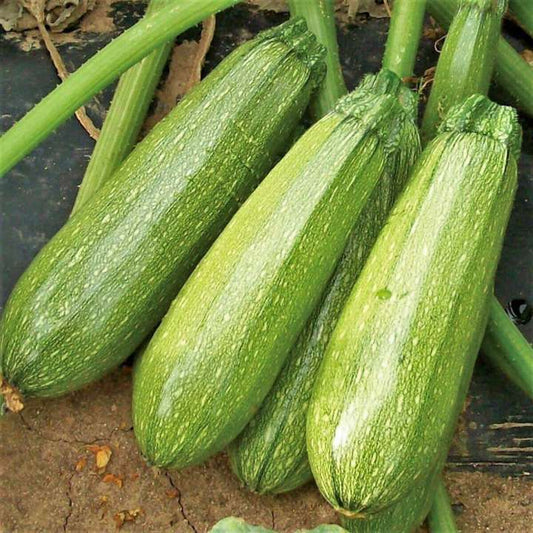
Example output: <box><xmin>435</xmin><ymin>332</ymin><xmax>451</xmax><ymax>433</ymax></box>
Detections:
<box><xmin>340</xmin><ymin>470</ymin><xmax>439</xmax><ymax>533</ymax></box>
<box><xmin>132</xmin><ymin>71</ymin><xmax>418</xmax><ymax>470</ymax></box>
<box><xmin>0</xmin><ymin>19</ymin><xmax>325</xmax><ymax>411</ymax></box>
<box><xmin>421</xmin><ymin>0</ymin><xmax>506</xmax><ymax>143</ymax></box>
<box><xmin>228</xmin><ymin>71</ymin><xmax>420</xmax><ymax>495</ymax></box>
<box><xmin>307</xmin><ymin>95</ymin><xmax>521</xmax><ymax>516</ymax></box>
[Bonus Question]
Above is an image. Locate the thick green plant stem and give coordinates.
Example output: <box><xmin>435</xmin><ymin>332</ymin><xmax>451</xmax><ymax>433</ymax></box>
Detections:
<box><xmin>71</xmin><ymin>0</ymin><xmax>174</xmax><ymax>214</ymax></box>
<box><xmin>288</xmin><ymin>0</ymin><xmax>347</xmax><ymax>118</ymax></box>
<box><xmin>482</xmin><ymin>297</ymin><xmax>533</xmax><ymax>398</ymax></box>
<box><xmin>428</xmin><ymin>478</ymin><xmax>458</xmax><ymax>532</ymax></box>
<box><xmin>493</xmin><ymin>36</ymin><xmax>533</xmax><ymax>117</ymax></box>
<box><xmin>421</xmin><ymin>0</ymin><xmax>507</xmax><ymax>142</ymax></box>
<box><xmin>509</xmin><ymin>0</ymin><xmax>533</xmax><ymax>38</ymax></box>
<box><xmin>0</xmin><ymin>0</ymin><xmax>239</xmax><ymax>177</ymax></box>
<box><xmin>382</xmin><ymin>0</ymin><xmax>427</xmax><ymax>79</ymax></box>
<box><xmin>428</xmin><ymin>0</ymin><xmax>533</xmax><ymax>117</ymax></box>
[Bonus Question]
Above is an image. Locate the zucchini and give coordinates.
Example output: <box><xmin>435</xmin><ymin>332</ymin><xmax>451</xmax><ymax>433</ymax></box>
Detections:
<box><xmin>228</xmin><ymin>71</ymin><xmax>420</xmax><ymax>494</ymax></box>
<box><xmin>0</xmin><ymin>19</ymin><xmax>325</xmax><ymax>411</ymax></box>
<box><xmin>132</xmin><ymin>71</ymin><xmax>418</xmax><ymax>470</ymax></box>
<box><xmin>421</xmin><ymin>0</ymin><xmax>506</xmax><ymax>143</ymax></box>
<box><xmin>307</xmin><ymin>95</ymin><xmax>521</xmax><ymax>516</ymax></box>
<box><xmin>340</xmin><ymin>470</ymin><xmax>439</xmax><ymax>533</ymax></box>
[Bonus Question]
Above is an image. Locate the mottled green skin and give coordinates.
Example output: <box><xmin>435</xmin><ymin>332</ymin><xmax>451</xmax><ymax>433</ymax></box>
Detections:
<box><xmin>421</xmin><ymin>0</ymin><xmax>507</xmax><ymax>142</ymax></box>
<box><xmin>132</xmin><ymin>81</ymin><xmax>417</xmax><ymax>470</ymax></box>
<box><xmin>228</xmin><ymin>71</ymin><xmax>421</xmax><ymax>495</ymax></box>
<box><xmin>0</xmin><ymin>19</ymin><xmax>324</xmax><ymax>400</ymax></box>
<box><xmin>340</xmin><ymin>470</ymin><xmax>439</xmax><ymax>533</ymax></box>
<box><xmin>307</xmin><ymin>96</ymin><xmax>521</xmax><ymax>515</ymax></box>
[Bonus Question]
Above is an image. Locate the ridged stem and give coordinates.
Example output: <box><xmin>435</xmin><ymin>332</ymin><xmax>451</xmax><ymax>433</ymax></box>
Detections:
<box><xmin>482</xmin><ymin>297</ymin><xmax>533</xmax><ymax>398</ymax></box>
<box><xmin>382</xmin><ymin>0</ymin><xmax>427</xmax><ymax>79</ymax></box>
<box><xmin>421</xmin><ymin>0</ymin><xmax>507</xmax><ymax>142</ymax></box>
<box><xmin>0</xmin><ymin>0</ymin><xmax>239</xmax><ymax>177</ymax></box>
<box><xmin>427</xmin><ymin>0</ymin><xmax>533</xmax><ymax>117</ymax></box>
<box><xmin>287</xmin><ymin>0</ymin><xmax>347</xmax><ymax>118</ymax></box>
<box><xmin>509</xmin><ymin>0</ymin><xmax>533</xmax><ymax>38</ymax></box>
<box><xmin>71</xmin><ymin>0</ymin><xmax>174</xmax><ymax>214</ymax></box>
<box><xmin>428</xmin><ymin>478</ymin><xmax>458</xmax><ymax>532</ymax></box>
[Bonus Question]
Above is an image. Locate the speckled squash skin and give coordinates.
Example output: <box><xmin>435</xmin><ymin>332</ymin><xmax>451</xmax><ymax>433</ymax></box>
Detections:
<box><xmin>0</xmin><ymin>19</ymin><xmax>325</xmax><ymax>402</ymax></box>
<box><xmin>340</xmin><ymin>470</ymin><xmax>439</xmax><ymax>532</ymax></box>
<box><xmin>228</xmin><ymin>71</ymin><xmax>421</xmax><ymax>495</ymax></box>
<box><xmin>307</xmin><ymin>95</ymin><xmax>521</xmax><ymax>516</ymax></box>
<box><xmin>132</xmin><ymin>77</ymin><xmax>418</xmax><ymax>470</ymax></box>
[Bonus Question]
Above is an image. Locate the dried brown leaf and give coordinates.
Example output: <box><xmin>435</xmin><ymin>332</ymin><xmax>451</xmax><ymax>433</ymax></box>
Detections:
<box><xmin>335</xmin><ymin>0</ymin><xmax>389</xmax><ymax>22</ymax></box>
<box><xmin>2</xmin><ymin>0</ymin><xmax>96</xmax><ymax>32</ymax></box>
<box><xmin>248</xmin><ymin>0</ymin><xmax>389</xmax><ymax>19</ymax></box>
<box><xmin>87</xmin><ymin>444</ymin><xmax>112</xmax><ymax>469</ymax></box>
<box><xmin>102</xmin><ymin>473</ymin><xmax>124</xmax><ymax>488</ymax></box>
<box><xmin>246</xmin><ymin>0</ymin><xmax>288</xmax><ymax>12</ymax></box>
<box><xmin>423</xmin><ymin>21</ymin><xmax>445</xmax><ymax>41</ymax></box>
<box><xmin>0</xmin><ymin>0</ymin><xmax>23</xmax><ymax>31</ymax></box>
<box><xmin>521</xmin><ymin>49</ymin><xmax>533</xmax><ymax>67</ymax></box>
<box><xmin>144</xmin><ymin>15</ymin><xmax>216</xmax><ymax>132</ymax></box>
<box><xmin>75</xmin><ymin>457</ymin><xmax>87</xmax><ymax>472</ymax></box>
<box><xmin>113</xmin><ymin>508</ymin><xmax>143</xmax><ymax>530</ymax></box>
<box><xmin>0</xmin><ymin>379</ymin><xmax>24</xmax><ymax>413</ymax></box>
<box><xmin>185</xmin><ymin>15</ymin><xmax>216</xmax><ymax>92</ymax></box>
<box><xmin>166</xmin><ymin>488</ymin><xmax>179</xmax><ymax>499</ymax></box>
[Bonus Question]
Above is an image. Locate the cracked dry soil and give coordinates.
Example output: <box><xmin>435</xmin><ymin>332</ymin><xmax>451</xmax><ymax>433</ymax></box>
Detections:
<box><xmin>1</xmin><ymin>369</ymin><xmax>531</xmax><ymax>532</ymax></box>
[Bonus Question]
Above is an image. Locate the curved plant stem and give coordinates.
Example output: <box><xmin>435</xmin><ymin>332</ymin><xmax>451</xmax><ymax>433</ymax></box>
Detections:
<box><xmin>0</xmin><ymin>0</ymin><xmax>239</xmax><ymax>177</ymax></box>
<box><xmin>428</xmin><ymin>478</ymin><xmax>458</xmax><ymax>532</ymax></box>
<box><xmin>71</xmin><ymin>0</ymin><xmax>174</xmax><ymax>214</ymax></box>
<box><xmin>428</xmin><ymin>0</ymin><xmax>533</xmax><ymax>117</ymax></box>
<box><xmin>508</xmin><ymin>0</ymin><xmax>533</xmax><ymax>38</ymax></box>
<box><xmin>382</xmin><ymin>0</ymin><xmax>427</xmax><ymax>79</ymax></box>
<box><xmin>492</xmin><ymin>37</ymin><xmax>533</xmax><ymax>117</ymax></box>
<box><xmin>482</xmin><ymin>297</ymin><xmax>533</xmax><ymax>398</ymax></box>
<box><xmin>287</xmin><ymin>0</ymin><xmax>347</xmax><ymax>119</ymax></box>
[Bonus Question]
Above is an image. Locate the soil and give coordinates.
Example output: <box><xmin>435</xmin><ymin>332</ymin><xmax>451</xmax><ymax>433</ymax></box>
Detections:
<box><xmin>1</xmin><ymin>370</ymin><xmax>531</xmax><ymax>532</ymax></box>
